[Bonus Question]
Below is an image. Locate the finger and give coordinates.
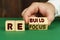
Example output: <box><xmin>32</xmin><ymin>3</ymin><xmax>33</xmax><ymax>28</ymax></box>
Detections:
<box><xmin>38</xmin><ymin>3</ymin><xmax>48</xmax><ymax>16</ymax></box>
<box><xmin>23</xmin><ymin>15</ymin><xmax>29</xmax><ymax>23</ymax></box>
<box><xmin>21</xmin><ymin>8</ymin><xmax>29</xmax><ymax>23</ymax></box>
<box><xmin>21</xmin><ymin>8</ymin><xmax>28</xmax><ymax>17</ymax></box>
<box><xmin>24</xmin><ymin>2</ymin><xmax>39</xmax><ymax>17</ymax></box>
<box><xmin>24</xmin><ymin>15</ymin><xmax>35</xmax><ymax>23</ymax></box>
<box><xmin>47</xmin><ymin>12</ymin><xmax>55</xmax><ymax>25</ymax></box>
<box><xmin>22</xmin><ymin>2</ymin><xmax>39</xmax><ymax>23</ymax></box>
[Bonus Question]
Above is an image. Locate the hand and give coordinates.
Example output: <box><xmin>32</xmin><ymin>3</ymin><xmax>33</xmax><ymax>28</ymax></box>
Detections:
<box><xmin>21</xmin><ymin>2</ymin><xmax>55</xmax><ymax>25</ymax></box>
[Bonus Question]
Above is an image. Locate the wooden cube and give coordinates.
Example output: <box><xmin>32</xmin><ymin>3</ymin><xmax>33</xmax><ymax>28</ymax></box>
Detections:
<box><xmin>29</xmin><ymin>24</ymin><xmax>38</xmax><ymax>30</ymax></box>
<box><xmin>15</xmin><ymin>20</ymin><xmax>25</xmax><ymax>31</ymax></box>
<box><xmin>5</xmin><ymin>20</ymin><xmax>15</xmax><ymax>31</ymax></box>
<box><xmin>29</xmin><ymin>17</ymin><xmax>48</xmax><ymax>30</ymax></box>
<box><xmin>29</xmin><ymin>17</ymin><xmax>38</xmax><ymax>24</ymax></box>
<box><xmin>38</xmin><ymin>17</ymin><xmax>48</xmax><ymax>24</ymax></box>
<box><xmin>38</xmin><ymin>17</ymin><xmax>48</xmax><ymax>30</ymax></box>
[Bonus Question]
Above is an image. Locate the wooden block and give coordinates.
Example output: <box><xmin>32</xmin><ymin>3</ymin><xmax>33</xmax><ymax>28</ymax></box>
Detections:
<box><xmin>29</xmin><ymin>17</ymin><xmax>48</xmax><ymax>30</ymax></box>
<box><xmin>38</xmin><ymin>17</ymin><xmax>48</xmax><ymax>24</ymax></box>
<box><xmin>5</xmin><ymin>20</ymin><xmax>15</xmax><ymax>31</ymax></box>
<box><xmin>38</xmin><ymin>17</ymin><xmax>48</xmax><ymax>30</ymax></box>
<box><xmin>29</xmin><ymin>24</ymin><xmax>38</xmax><ymax>30</ymax></box>
<box><xmin>29</xmin><ymin>17</ymin><xmax>38</xmax><ymax>24</ymax></box>
<box><xmin>15</xmin><ymin>20</ymin><xmax>25</xmax><ymax>31</ymax></box>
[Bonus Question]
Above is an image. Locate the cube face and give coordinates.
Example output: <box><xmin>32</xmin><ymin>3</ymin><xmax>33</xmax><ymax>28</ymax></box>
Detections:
<box><xmin>5</xmin><ymin>20</ymin><xmax>15</xmax><ymax>31</ymax></box>
<box><xmin>38</xmin><ymin>17</ymin><xmax>48</xmax><ymax>24</ymax></box>
<box><xmin>29</xmin><ymin>17</ymin><xmax>48</xmax><ymax>30</ymax></box>
<box><xmin>29</xmin><ymin>24</ymin><xmax>48</xmax><ymax>30</ymax></box>
<box><xmin>29</xmin><ymin>17</ymin><xmax>38</xmax><ymax>24</ymax></box>
<box><xmin>15</xmin><ymin>20</ymin><xmax>25</xmax><ymax>31</ymax></box>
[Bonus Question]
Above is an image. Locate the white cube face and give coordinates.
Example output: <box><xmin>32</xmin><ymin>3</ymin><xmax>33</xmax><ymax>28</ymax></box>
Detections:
<box><xmin>5</xmin><ymin>20</ymin><xmax>15</xmax><ymax>31</ymax></box>
<box><xmin>15</xmin><ymin>20</ymin><xmax>25</xmax><ymax>31</ymax></box>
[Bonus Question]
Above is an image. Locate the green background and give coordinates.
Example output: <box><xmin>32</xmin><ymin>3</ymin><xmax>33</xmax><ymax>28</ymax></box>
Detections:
<box><xmin>0</xmin><ymin>17</ymin><xmax>60</xmax><ymax>40</ymax></box>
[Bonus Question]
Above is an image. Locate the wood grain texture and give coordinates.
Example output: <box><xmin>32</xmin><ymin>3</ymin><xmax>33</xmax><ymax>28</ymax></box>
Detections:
<box><xmin>0</xmin><ymin>0</ymin><xmax>48</xmax><ymax>17</ymax></box>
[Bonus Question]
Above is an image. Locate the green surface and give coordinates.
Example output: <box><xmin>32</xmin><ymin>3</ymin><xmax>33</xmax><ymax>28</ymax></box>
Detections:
<box><xmin>0</xmin><ymin>18</ymin><xmax>60</xmax><ymax>40</ymax></box>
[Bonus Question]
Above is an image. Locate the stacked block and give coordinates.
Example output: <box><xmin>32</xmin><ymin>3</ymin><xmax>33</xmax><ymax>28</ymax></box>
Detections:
<box><xmin>29</xmin><ymin>17</ymin><xmax>48</xmax><ymax>30</ymax></box>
